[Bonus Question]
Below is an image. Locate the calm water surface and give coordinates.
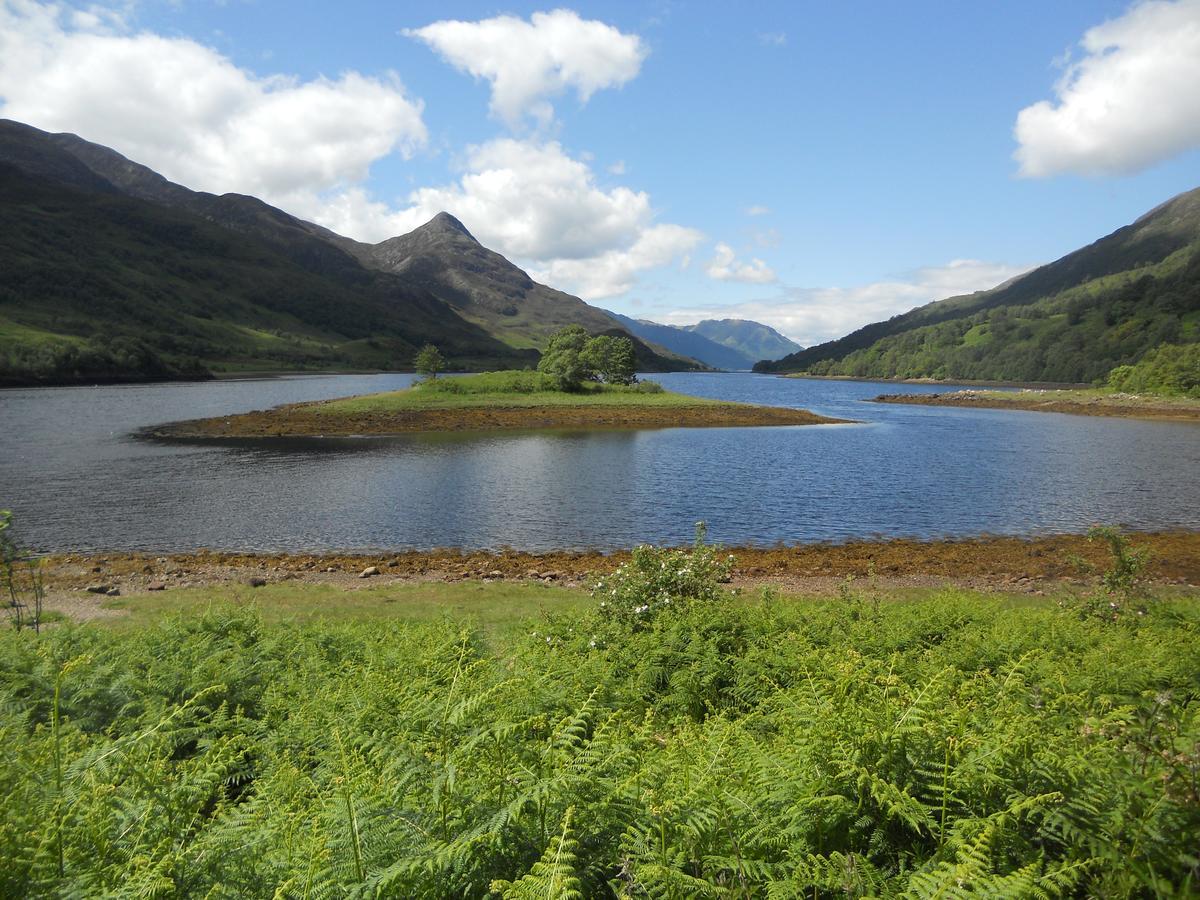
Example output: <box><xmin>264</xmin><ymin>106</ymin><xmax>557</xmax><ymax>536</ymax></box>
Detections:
<box><xmin>1</xmin><ymin>372</ymin><xmax>1197</xmax><ymax>552</ymax></box>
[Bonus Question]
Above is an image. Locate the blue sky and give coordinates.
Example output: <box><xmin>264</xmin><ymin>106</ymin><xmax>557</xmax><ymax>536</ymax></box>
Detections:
<box><xmin>2</xmin><ymin>0</ymin><xmax>1198</xmax><ymax>344</ymax></box>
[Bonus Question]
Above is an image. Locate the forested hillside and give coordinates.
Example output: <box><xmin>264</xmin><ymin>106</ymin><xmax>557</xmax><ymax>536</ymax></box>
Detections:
<box><xmin>758</xmin><ymin>187</ymin><xmax>1200</xmax><ymax>386</ymax></box>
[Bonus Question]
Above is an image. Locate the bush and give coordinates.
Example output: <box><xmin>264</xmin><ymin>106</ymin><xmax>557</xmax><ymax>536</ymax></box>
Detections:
<box><xmin>590</xmin><ymin>522</ymin><xmax>733</xmax><ymax>630</ymax></box>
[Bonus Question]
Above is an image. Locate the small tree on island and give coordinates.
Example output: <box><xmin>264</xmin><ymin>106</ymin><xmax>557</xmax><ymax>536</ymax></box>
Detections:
<box><xmin>538</xmin><ymin>327</ymin><xmax>638</xmax><ymax>390</ymax></box>
<box><xmin>584</xmin><ymin>334</ymin><xmax>637</xmax><ymax>385</ymax></box>
<box><xmin>537</xmin><ymin>325</ymin><xmax>591</xmax><ymax>390</ymax></box>
<box><xmin>414</xmin><ymin>343</ymin><xmax>445</xmax><ymax>379</ymax></box>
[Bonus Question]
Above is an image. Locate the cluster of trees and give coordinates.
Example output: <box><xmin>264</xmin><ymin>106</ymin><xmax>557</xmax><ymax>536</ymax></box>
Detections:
<box><xmin>536</xmin><ymin>325</ymin><xmax>637</xmax><ymax>390</ymax></box>
<box><xmin>0</xmin><ymin>335</ymin><xmax>208</xmax><ymax>386</ymax></box>
<box><xmin>1107</xmin><ymin>342</ymin><xmax>1200</xmax><ymax>397</ymax></box>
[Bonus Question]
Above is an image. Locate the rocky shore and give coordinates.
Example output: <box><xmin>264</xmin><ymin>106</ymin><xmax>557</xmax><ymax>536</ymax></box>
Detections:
<box><xmin>35</xmin><ymin>532</ymin><xmax>1200</xmax><ymax>622</ymax></box>
<box><xmin>873</xmin><ymin>389</ymin><xmax>1200</xmax><ymax>420</ymax></box>
<box><xmin>143</xmin><ymin>401</ymin><xmax>847</xmax><ymax>438</ymax></box>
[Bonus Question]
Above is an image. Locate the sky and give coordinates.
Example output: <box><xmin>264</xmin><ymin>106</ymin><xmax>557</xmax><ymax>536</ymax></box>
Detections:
<box><xmin>2</xmin><ymin>0</ymin><xmax>1199</xmax><ymax>346</ymax></box>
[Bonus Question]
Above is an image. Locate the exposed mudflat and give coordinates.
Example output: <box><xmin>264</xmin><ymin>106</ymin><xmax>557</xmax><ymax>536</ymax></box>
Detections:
<box><xmin>874</xmin><ymin>390</ymin><xmax>1200</xmax><ymax>421</ymax></box>
<box><xmin>35</xmin><ymin>531</ymin><xmax>1200</xmax><ymax>622</ymax></box>
<box><xmin>144</xmin><ymin>401</ymin><xmax>847</xmax><ymax>438</ymax></box>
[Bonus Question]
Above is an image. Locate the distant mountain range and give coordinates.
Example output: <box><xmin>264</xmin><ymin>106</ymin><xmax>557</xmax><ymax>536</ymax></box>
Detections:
<box><xmin>0</xmin><ymin>119</ymin><xmax>697</xmax><ymax>385</ymax></box>
<box><xmin>608</xmin><ymin>313</ymin><xmax>800</xmax><ymax>370</ymax></box>
<box><xmin>758</xmin><ymin>186</ymin><xmax>1200</xmax><ymax>384</ymax></box>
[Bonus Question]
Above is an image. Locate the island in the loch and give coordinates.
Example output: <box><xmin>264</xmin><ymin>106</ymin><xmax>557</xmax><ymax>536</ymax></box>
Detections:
<box><xmin>872</xmin><ymin>387</ymin><xmax>1200</xmax><ymax>421</ymax></box>
<box><xmin>146</xmin><ymin>369</ymin><xmax>846</xmax><ymax>439</ymax></box>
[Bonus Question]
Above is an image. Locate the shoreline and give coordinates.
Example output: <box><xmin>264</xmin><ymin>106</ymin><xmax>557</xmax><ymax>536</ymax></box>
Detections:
<box><xmin>783</xmin><ymin>373</ymin><xmax>1092</xmax><ymax>390</ymax></box>
<box><xmin>144</xmin><ymin>399</ymin><xmax>848</xmax><ymax>438</ymax></box>
<box><xmin>873</xmin><ymin>389</ymin><xmax>1200</xmax><ymax>421</ymax></box>
<box><xmin>34</xmin><ymin>531</ymin><xmax>1200</xmax><ymax>622</ymax></box>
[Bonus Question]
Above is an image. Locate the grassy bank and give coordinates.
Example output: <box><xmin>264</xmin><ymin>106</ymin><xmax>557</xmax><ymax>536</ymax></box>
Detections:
<box><xmin>2</xmin><ymin>538</ymin><xmax>1198</xmax><ymax>896</ymax></box>
<box><xmin>147</xmin><ymin>370</ymin><xmax>845</xmax><ymax>437</ymax></box>
<box><xmin>874</xmin><ymin>387</ymin><xmax>1200</xmax><ymax>420</ymax></box>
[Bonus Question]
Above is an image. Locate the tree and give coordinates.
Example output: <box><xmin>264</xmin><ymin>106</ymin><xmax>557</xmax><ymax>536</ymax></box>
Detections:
<box><xmin>582</xmin><ymin>335</ymin><xmax>637</xmax><ymax>385</ymax></box>
<box><xmin>413</xmin><ymin>344</ymin><xmax>445</xmax><ymax>379</ymax></box>
<box><xmin>537</xmin><ymin>325</ymin><xmax>592</xmax><ymax>390</ymax></box>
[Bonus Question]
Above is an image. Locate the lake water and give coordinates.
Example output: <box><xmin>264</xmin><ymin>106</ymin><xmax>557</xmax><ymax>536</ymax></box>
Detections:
<box><xmin>1</xmin><ymin>372</ymin><xmax>1197</xmax><ymax>552</ymax></box>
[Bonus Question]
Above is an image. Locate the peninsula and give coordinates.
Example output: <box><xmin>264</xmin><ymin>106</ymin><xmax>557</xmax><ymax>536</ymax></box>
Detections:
<box><xmin>146</xmin><ymin>371</ymin><xmax>846</xmax><ymax>439</ymax></box>
<box><xmin>873</xmin><ymin>388</ymin><xmax>1200</xmax><ymax>421</ymax></box>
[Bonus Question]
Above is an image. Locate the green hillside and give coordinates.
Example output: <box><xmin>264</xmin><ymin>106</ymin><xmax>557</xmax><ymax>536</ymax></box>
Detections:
<box><xmin>0</xmin><ymin>164</ymin><xmax>532</xmax><ymax>386</ymax></box>
<box><xmin>757</xmin><ymin>187</ymin><xmax>1200</xmax><ymax>387</ymax></box>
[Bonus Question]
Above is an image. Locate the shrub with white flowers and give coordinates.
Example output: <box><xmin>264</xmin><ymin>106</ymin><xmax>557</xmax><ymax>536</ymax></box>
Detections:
<box><xmin>591</xmin><ymin>522</ymin><xmax>734</xmax><ymax>630</ymax></box>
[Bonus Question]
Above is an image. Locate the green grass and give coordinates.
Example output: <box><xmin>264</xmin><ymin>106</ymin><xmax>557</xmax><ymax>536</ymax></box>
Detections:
<box><xmin>316</xmin><ymin>370</ymin><xmax>726</xmax><ymax>413</ymax></box>
<box><xmin>102</xmin><ymin>579</ymin><xmax>591</xmax><ymax>635</ymax></box>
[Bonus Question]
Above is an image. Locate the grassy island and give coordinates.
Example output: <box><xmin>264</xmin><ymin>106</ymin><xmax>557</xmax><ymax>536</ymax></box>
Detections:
<box><xmin>874</xmin><ymin>387</ymin><xmax>1200</xmax><ymax>421</ymax></box>
<box><xmin>147</xmin><ymin>370</ymin><xmax>847</xmax><ymax>438</ymax></box>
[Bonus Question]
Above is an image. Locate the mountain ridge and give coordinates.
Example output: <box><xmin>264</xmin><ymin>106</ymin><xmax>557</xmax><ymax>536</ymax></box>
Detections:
<box><xmin>756</xmin><ymin>186</ymin><xmax>1200</xmax><ymax>383</ymax></box>
<box><xmin>0</xmin><ymin>119</ymin><xmax>697</xmax><ymax>383</ymax></box>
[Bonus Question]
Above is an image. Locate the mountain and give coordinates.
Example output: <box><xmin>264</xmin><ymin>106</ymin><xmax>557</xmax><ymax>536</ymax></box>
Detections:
<box><xmin>606</xmin><ymin>313</ymin><xmax>800</xmax><ymax>370</ymax></box>
<box><xmin>0</xmin><ymin>119</ymin><xmax>695</xmax><ymax>384</ymax></box>
<box><xmin>686</xmin><ymin>319</ymin><xmax>800</xmax><ymax>365</ymax></box>
<box><xmin>356</xmin><ymin>213</ymin><xmax>697</xmax><ymax>371</ymax></box>
<box><xmin>606</xmin><ymin>312</ymin><xmax>753</xmax><ymax>370</ymax></box>
<box><xmin>757</xmin><ymin>186</ymin><xmax>1200</xmax><ymax>384</ymax></box>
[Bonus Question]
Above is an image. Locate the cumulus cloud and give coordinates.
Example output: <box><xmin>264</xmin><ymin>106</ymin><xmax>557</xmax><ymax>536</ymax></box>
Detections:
<box><xmin>1014</xmin><ymin>0</ymin><xmax>1200</xmax><ymax>177</ymax></box>
<box><xmin>0</xmin><ymin>2</ymin><xmax>697</xmax><ymax>299</ymax></box>
<box><xmin>660</xmin><ymin>259</ymin><xmax>1033</xmax><ymax>346</ymax></box>
<box><xmin>530</xmin><ymin>224</ymin><xmax>702</xmax><ymax>299</ymax></box>
<box><xmin>705</xmin><ymin>243</ymin><xmax>777</xmax><ymax>284</ymax></box>
<box><xmin>405</xmin><ymin>9</ymin><xmax>646</xmax><ymax>128</ymax></box>
<box><xmin>745</xmin><ymin>204</ymin><xmax>770</xmax><ymax>216</ymax></box>
<box><xmin>0</xmin><ymin>0</ymin><xmax>426</xmax><ymax>207</ymax></box>
<box><xmin>331</xmin><ymin>138</ymin><xmax>700</xmax><ymax>298</ymax></box>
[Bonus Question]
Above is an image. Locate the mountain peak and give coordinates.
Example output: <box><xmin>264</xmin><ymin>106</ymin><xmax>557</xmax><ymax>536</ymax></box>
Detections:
<box><xmin>423</xmin><ymin>211</ymin><xmax>474</xmax><ymax>239</ymax></box>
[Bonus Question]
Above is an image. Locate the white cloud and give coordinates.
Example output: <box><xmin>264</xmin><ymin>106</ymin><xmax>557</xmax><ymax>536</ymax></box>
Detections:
<box><xmin>1014</xmin><ymin>0</ymin><xmax>1200</xmax><ymax>177</ymax></box>
<box><xmin>661</xmin><ymin>259</ymin><xmax>1033</xmax><ymax>346</ymax></box>
<box><xmin>0</xmin><ymin>3</ymin><xmax>697</xmax><ymax>300</ymax></box>
<box><xmin>758</xmin><ymin>31</ymin><xmax>787</xmax><ymax>46</ymax></box>
<box><xmin>405</xmin><ymin>9</ymin><xmax>646</xmax><ymax>128</ymax></box>
<box><xmin>745</xmin><ymin>204</ymin><xmax>770</xmax><ymax>216</ymax></box>
<box><xmin>705</xmin><ymin>243</ymin><xmax>777</xmax><ymax>284</ymax></box>
<box><xmin>531</xmin><ymin>224</ymin><xmax>702</xmax><ymax>299</ymax></box>
<box><xmin>607</xmin><ymin>159</ymin><xmax>627</xmax><ymax>175</ymax></box>
<box><xmin>0</xmin><ymin>0</ymin><xmax>427</xmax><ymax>207</ymax></box>
<box><xmin>328</xmin><ymin>138</ymin><xmax>700</xmax><ymax>298</ymax></box>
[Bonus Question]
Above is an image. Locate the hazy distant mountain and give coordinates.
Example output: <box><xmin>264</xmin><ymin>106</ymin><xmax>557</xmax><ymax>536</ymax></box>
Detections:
<box><xmin>606</xmin><ymin>312</ymin><xmax>752</xmax><ymax>369</ymax></box>
<box><xmin>686</xmin><ymin>319</ymin><xmax>801</xmax><ymax>364</ymax></box>
<box><xmin>757</xmin><ymin>186</ymin><xmax>1200</xmax><ymax>384</ymax></box>
<box><xmin>608</xmin><ymin>313</ymin><xmax>800</xmax><ymax>369</ymax></box>
<box><xmin>0</xmin><ymin>119</ymin><xmax>696</xmax><ymax>384</ymax></box>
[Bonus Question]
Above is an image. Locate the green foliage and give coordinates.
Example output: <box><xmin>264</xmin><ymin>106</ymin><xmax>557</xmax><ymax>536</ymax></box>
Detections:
<box><xmin>537</xmin><ymin>327</ymin><xmax>638</xmax><ymax>389</ymax></box>
<box><xmin>1108</xmin><ymin>342</ymin><xmax>1200</xmax><ymax>397</ymax></box>
<box><xmin>1067</xmin><ymin>527</ymin><xmax>1154</xmax><ymax>623</ymax></box>
<box><xmin>416</xmin><ymin>369</ymin><xmax>562</xmax><ymax>395</ymax></box>
<box><xmin>591</xmin><ymin>522</ymin><xmax>734</xmax><ymax>629</ymax></box>
<box><xmin>413</xmin><ymin>343</ymin><xmax>446</xmax><ymax>379</ymax></box>
<box><xmin>1</xmin><ymin>574</ymin><xmax>1198</xmax><ymax>895</ymax></box>
<box><xmin>537</xmin><ymin>325</ymin><xmax>592</xmax><ymax>390</ymax></box>
<box><xmin>0</xmin><ymin>510</ymin><xmax>45</xmax><ymax>632</ymax></box>
<box><xmin>581</xmin><ymin>334</ymin><xmax>638</xmax><ymax>385</ymax></box>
